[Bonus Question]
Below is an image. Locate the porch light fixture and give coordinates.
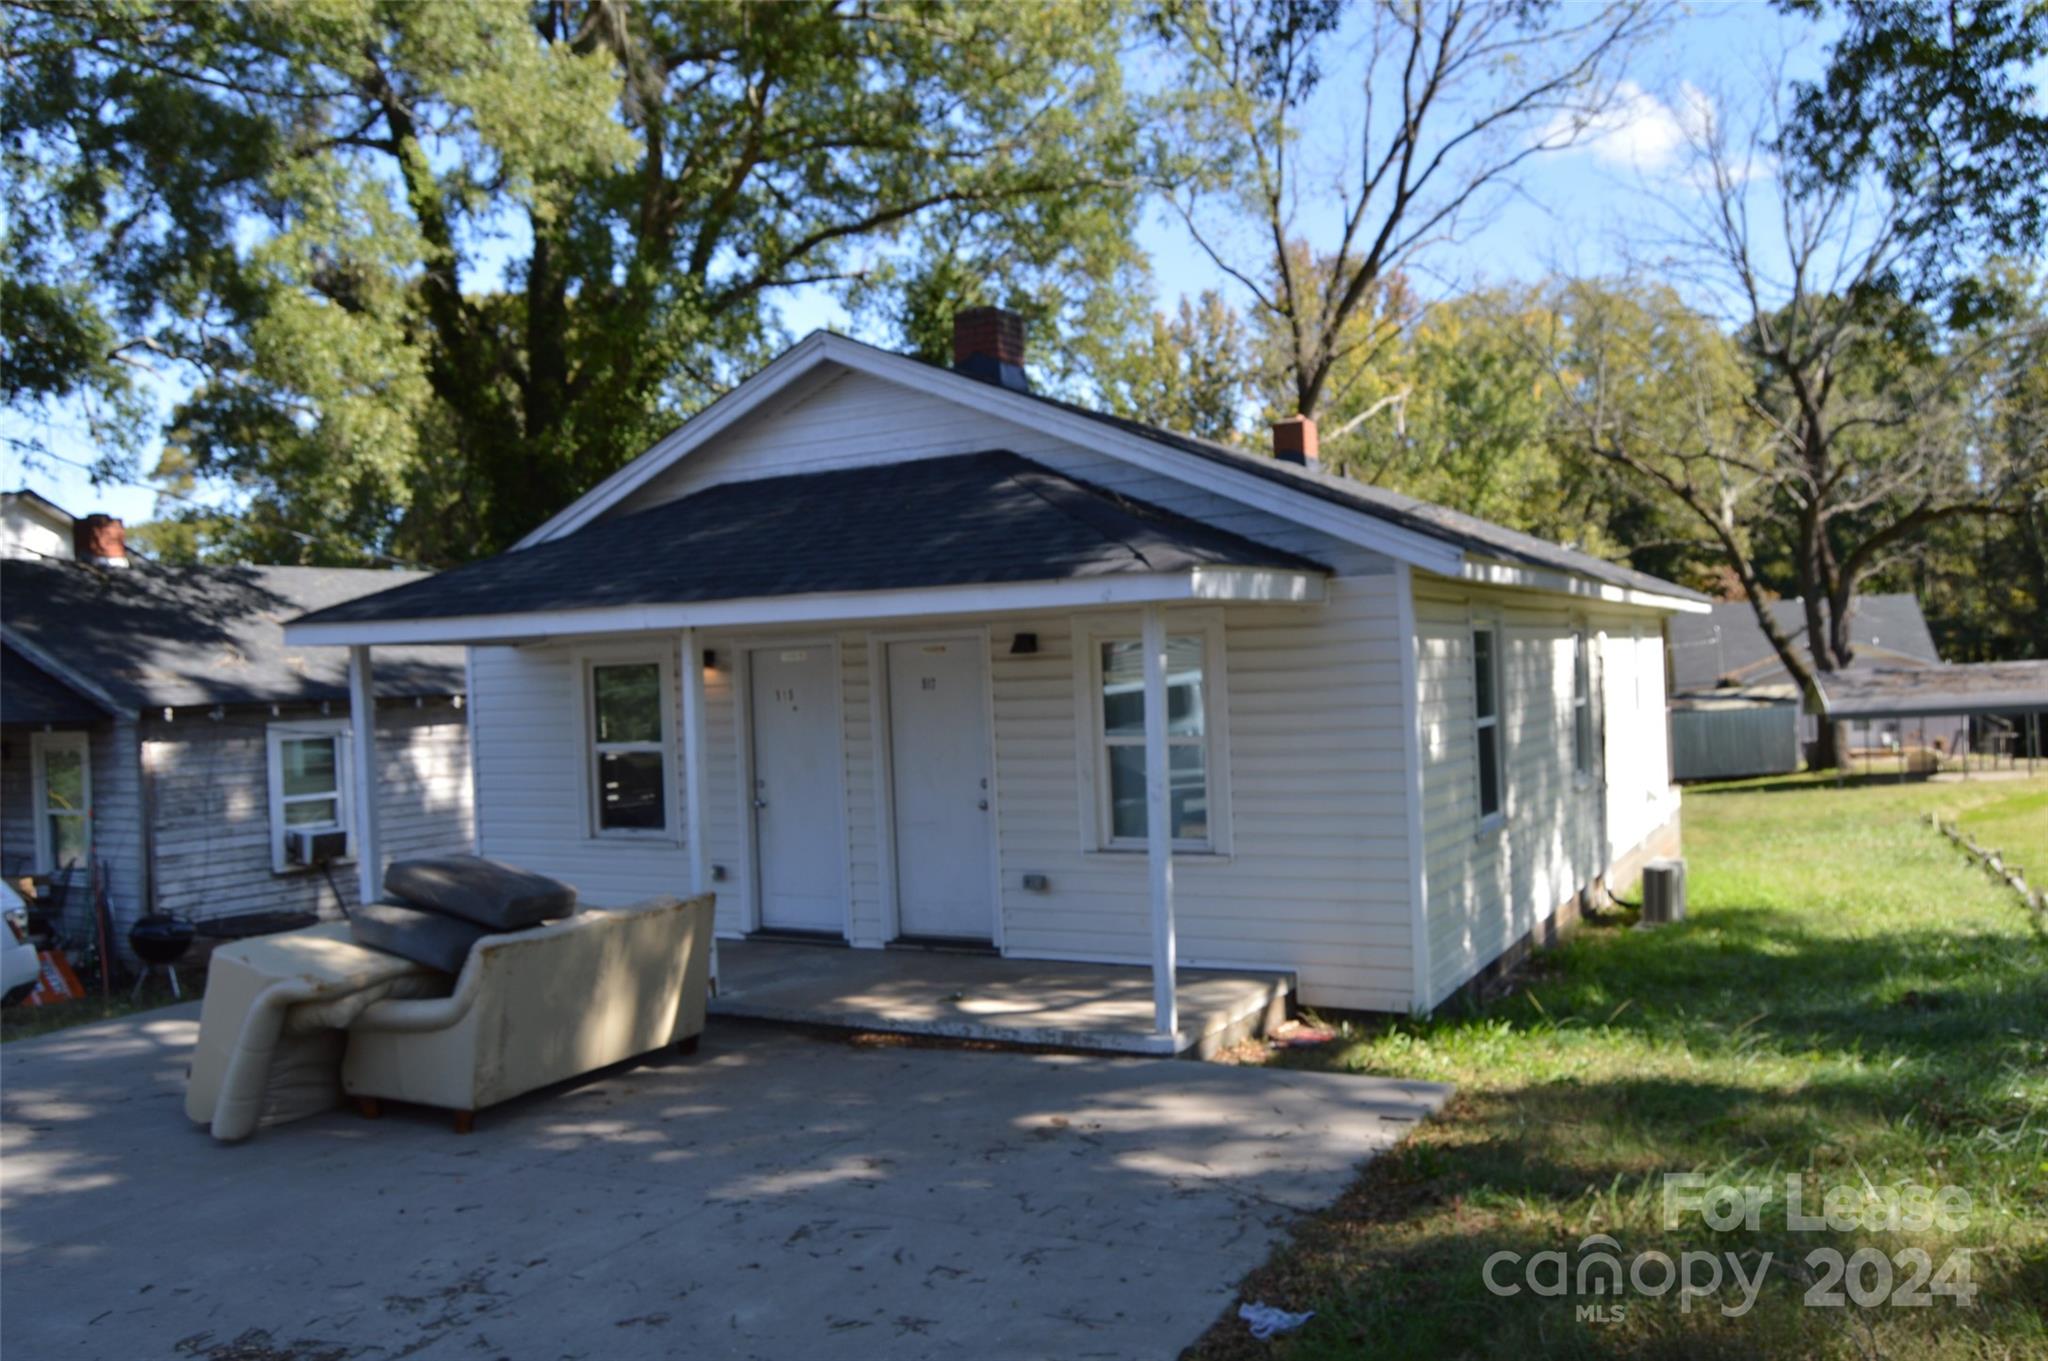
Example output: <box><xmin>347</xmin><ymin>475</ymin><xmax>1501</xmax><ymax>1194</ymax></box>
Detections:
<box><xmin>1009</xmin><ymin>632</ymin><xmax>1039</xmax><ymax>656</ymax></box>
<box><xmin>702</xmin><ymin>648</ymin><xmax>718</xmax><ymax>670</ymax></box>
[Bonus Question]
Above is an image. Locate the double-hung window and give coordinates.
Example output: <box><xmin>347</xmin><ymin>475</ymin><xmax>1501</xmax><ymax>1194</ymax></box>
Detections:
<box><xmin>1571</xmin><ymin>629</ymin><xmax>1593</xmax><ymax>777</ymax></box>
<box><xmin>1473</xmin><ymin>626</ymin><xmax>1504</xmax><ymax>824</ymax></box>
<box><xmin>31</xmin><ymin>731</ymin><xmax>91</xmax><ymax>873</ymax></box>
<box><xmin>587</xmin><ymin>659</ymin><xmax>672</xmax><ymax>836</ymax></box>
<box><xmin>267</xmin><ymin>719</ymin><xmax>352</xmax><ymax>872</ymax></box>
<box><xmin>1092</xmin><ymin>629</ymin><xmax>1219</xmax><ymax>851</ymax></box>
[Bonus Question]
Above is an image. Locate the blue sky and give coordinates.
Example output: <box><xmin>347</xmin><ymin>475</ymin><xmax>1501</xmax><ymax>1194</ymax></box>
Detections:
<box><xmin>4</xmin><ymin>2</ymin><xmax>1829</xmax><ymax>529</ymax></box>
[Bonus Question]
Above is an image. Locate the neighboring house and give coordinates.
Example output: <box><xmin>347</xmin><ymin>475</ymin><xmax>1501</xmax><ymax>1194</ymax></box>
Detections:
<box><xmin>287</xmin><ymin>309</ymin><xmax>1707</xmax><ymax>1023</ymax></box>
<box><xmin>1667</xmin><ymin>595</ymin><xmax>1967</xmax><ymax>779</ymax></box>
<box><xmin>1</xmin><ymin>522</ymin><xmax>473</xmax><ymax>952</ymax></box>
<box><xmin>2</xmin><ymin>488</ymin><xmax>81</xmax><ymax>563</ymax></box>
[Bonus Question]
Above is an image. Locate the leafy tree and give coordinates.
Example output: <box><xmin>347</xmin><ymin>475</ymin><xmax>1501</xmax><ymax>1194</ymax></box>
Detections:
<box><xmin>1144</xmin><ymin>0</ymin><xmax>1663</xmax><ymax>422</ymax></box>
<box><xmin>5</xmin><ymin>0</ymin><xmax>1145</xmax><ymax>564</ymax></box>
<box><xmin>1075</xmin><ymin>288</ymin><xmax>1256</xmax><ymax>442</ymax></box>
<box><xmin>1775</xmin><ymin>0</ymin><xmax>2048</xmax><ymax>325</ymax></box>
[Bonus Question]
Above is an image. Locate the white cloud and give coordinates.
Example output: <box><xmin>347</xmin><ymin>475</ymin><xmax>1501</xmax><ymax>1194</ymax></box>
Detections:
<box><xmin>1546</xmin><ymin>81</ymin><xmax>1714</xmax><ymax>173</ymax></box>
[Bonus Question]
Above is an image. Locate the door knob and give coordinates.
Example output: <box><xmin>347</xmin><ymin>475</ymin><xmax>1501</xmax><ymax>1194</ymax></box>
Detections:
<box><xmin>977</xmin><ymin>799</ymin><xmax>989</xmax><ymax>811</ymax></box>
<box><xmin>754</xmin><ymin>798</ymin><xmax>769</xmax><ymax>810</ymax></box>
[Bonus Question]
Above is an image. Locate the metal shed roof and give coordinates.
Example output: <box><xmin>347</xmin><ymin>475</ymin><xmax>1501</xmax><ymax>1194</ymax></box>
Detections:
<box><xmin>1819</xmin><ymin>661</ymin><xmax>2048</xmax><ymax>720</ymax></box>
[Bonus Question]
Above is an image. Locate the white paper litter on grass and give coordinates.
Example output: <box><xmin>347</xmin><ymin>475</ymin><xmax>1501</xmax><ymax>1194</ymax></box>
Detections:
<box><xmin>1238</xmin><ymin>1301</ymin><xmax>1315</xmax><ymax>1340</ymax></box>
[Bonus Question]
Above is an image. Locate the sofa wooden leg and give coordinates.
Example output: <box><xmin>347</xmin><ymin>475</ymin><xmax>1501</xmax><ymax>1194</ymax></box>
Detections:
<box><xmin>452</xmin><ymin>1110</ymin><xmax>476</xmax><ymax>1135</ymax></box>
<box><xmin>674</xmin><ymin>1033</ymin><xmax>700</xmax><ymax>1056</ymax></box>
<box><xmin>356</xmin><ymin>1096</ymin><xmax>382</xmax><ymax>1120</ymax></box>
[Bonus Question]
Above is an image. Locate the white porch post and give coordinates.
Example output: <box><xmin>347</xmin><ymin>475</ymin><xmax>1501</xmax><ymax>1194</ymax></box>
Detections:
<box><xmin>1142</xmin><ymin>603</ymin><xmax>1178</xmax><ymax>1038</ymax></box>
<box><xmin>347</xmin><ymin>645</ymin><xmax>382</xmax><ymax>906</ymax></box>
<box><xmin>679</xmin><ymin>628</ymin><xmax>714</xmax><ymax>988</ymax></box>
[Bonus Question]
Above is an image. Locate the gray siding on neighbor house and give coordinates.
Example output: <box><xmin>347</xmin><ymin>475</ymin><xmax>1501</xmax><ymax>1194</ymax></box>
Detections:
<box><xmin>0</xmin><ymin>719</ymin><xmax>146</xmax><ymax>944</ymax></box>
<box><xmin>146</xmin><ymin>702</ymin><xmax>473</xmax><ymax>925</ymax></box>
<box><xmin>1671</xmin><ymin>704</ymin><xmax>1800</xmax><ymax>781</ymax></box>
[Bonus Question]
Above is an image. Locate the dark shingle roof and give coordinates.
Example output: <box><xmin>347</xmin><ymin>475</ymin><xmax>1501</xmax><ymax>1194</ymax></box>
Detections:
<box><xmin>1</xmin><ymin>560</ymin><xmax>468</xmax><ymax>712</ymax></box>
<box><xmin>1</xmin><ymin>644</ymin><xmax>111</xmax><ymax>723</ymax></box>
<box><xmin>1668</xmin><ymin>595</ymin><xmax>1942</xmax><ymax>693</ymax></box>
<box><xmin>297</xmin><ymin>451</ymin><xmax>1326</xmax><ymax>629</ymax></box>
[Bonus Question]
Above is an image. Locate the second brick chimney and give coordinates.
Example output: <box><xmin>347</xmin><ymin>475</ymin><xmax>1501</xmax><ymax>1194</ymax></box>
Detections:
<box><xmin>73</xmin><ymin>513</ymin><xmax>129</xmax><ymax>567</ymax></box>
<box><xmin>1272</xmin><ymin>415</ymin><xmax>1319</xmax><ymax>467</ymax></box>
<box><xmin>952</xmin><ymin>306</ymin><xmax>1030</xmax><ymax>392</ymax></box>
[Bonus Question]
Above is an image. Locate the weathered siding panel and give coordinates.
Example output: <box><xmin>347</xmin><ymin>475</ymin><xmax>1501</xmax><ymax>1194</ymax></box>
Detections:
<box><xmin>1414</xmin><ymin>574</ymin><xmax>1678</xmax><ymax>1006</ymax></box>
<box><xmin>0</xmin><ymin>719</ymin><xmax>144</xmax><ymax>940</ymax></box>
<box><xmin>148</xmin><ymin>704</ymin><xmax>473</xmax><ymax>925</ymax></box>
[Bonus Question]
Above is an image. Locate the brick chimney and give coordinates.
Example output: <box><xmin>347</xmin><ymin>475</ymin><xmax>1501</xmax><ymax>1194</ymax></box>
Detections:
<box><xmin>952</xmin><ymin>306</ymin><xmax>1030</xmax><ymax>392</ymax></box>
<box><xmin>1272</xmin><ymin>415</ymin><xmax>1318</xmax><ymax>467</ymax></box>
<box><xmin>73</xmin><ymin>513</ymin><xmax>129</xmax><ymax>567</ymax></box>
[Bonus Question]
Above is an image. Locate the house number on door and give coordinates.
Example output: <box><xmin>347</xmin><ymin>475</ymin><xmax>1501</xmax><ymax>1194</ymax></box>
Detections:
<box><xmin>774</xmin><ymin>687</ymin><xmax>798</xmax><ymax>705</ymax></box>
<box><xmin>921</xmin><ymin>677</ymin><xmax>937</xmax><ymax>691</ymax></box>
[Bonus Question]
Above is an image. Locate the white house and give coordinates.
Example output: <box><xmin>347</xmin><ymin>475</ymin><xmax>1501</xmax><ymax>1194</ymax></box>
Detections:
<box><xmin>286</xmin><ymin>310</ymin><xmax>1705</xmax><ymax>1045</ymax></box>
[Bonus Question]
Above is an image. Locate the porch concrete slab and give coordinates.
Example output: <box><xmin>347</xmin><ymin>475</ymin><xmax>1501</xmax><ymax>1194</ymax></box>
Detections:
<box><xmin>3</xmin><ymin>1005</ymin><xmax>1446</xmax><ymax>1361</ymax></box>
<box><xmin>711</xmin><ymin>939</ymin><xmax>1292</xmax><ymax>1057</ymax></box>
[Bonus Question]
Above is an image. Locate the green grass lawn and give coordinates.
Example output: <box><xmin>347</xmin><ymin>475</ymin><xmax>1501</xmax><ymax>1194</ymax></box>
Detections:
<box><xmin>1195</xmin><ymin>774</ymin><xmax>2048</xmax><ymax>1360</ymax></box>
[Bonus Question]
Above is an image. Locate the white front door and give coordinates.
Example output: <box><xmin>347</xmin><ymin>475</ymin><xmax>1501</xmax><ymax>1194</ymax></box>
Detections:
<box><xmin>750</xmin><ymin>646</ymin><xmax>842</xmax><ymax>935</ymax></box>
<box><xmin>887</xmin><ymin>638</ymin><xmax>994</xmax><ymax>942</ymax></box>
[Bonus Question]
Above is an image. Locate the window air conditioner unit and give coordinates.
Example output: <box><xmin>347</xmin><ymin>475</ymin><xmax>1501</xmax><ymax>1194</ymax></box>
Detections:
<box><xmin>287</xmin><ymin>827</ymin><xmax>349</xmax><ymax>867</ymax></box>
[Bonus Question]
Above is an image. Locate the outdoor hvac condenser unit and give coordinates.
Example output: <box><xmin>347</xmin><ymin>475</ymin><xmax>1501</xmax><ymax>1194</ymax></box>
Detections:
<box><xmin>1642</xmin><ymin>858</ymin><xmax>1687</xmax><ymax>925</ymax></box>
<box><xmin>286</xmin><ymin>827</ymin><xmax>349</xmax><ymax>867</ymax></box>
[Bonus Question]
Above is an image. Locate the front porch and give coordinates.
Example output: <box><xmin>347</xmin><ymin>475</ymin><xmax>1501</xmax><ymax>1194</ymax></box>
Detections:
<box><xmin>711</xmin><ymin>939</ymin><xmax>1293</xmax><ymax>1058</ymax></box>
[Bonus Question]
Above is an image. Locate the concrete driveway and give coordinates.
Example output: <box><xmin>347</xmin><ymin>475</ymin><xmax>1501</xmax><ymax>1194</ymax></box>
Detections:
<box><xmin>2</xmin><ymin>1006</ymin><xmax>1447</xmax><ymax>1361</ymax></box>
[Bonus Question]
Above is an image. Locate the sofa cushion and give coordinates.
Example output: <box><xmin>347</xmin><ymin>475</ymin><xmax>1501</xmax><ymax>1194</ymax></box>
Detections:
<box><xmin>383</xmin><ymin>855</ymin><xmax>576</xmax><ymax>930</ymax></box>
<box><xmin>349</xmin><ymin>901</ymin><xmax>491</xmax><ymax>976</ymax></box>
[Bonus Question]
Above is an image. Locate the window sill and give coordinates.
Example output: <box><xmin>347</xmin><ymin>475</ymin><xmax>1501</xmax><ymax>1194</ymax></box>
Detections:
<box><xmin>584</xmin><ymin>833</ymin><xmax>683</xmax><ymax>849</ymax></box>
<box><xmin>1084</xmin><ymin>847</ymin><xmax>1233</xmax><ymax>864</ymax></box>
<box><xmin>1474</xmin><ymin>814</ymin><xmax>1507</xmax><ymax>839</ymax></box>
<box><xmin>271</xmin><ymin>857</ymin><xmax>355</xmax><ymax>878</ymax></box>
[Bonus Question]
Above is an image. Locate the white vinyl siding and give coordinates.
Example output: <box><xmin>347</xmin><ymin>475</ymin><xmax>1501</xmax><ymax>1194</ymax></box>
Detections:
<box><xmin>466</xmin><ymin>573</ymin><xmax>1418</xmax><ymax>1012</ymax></box>
<box><xmin>1414</xmin><ymin>575</ymin><xmax>1678</xmax><ymax>1006</ymax></box>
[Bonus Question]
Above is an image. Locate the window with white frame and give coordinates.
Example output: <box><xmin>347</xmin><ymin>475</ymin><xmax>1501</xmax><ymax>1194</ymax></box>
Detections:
<box><xmin>1572</xmin><ymin>629</ymin><xmax>1593</xmax><ymax>776</ymax></box>
<box><xmin>1090</xmin><ymin>628</ymin><xmax>1219</xmax><ymax>850</ymax></box>
<box><xmin>586</xmin><ymin>658</ymin><xmax>672</xmax><ymax>836</ymax></box>
<box><xmin>267</xmin><ymin>719</ymin><xmax>352</xmax><ymax>872</ymax></box>
<box><xmin>1473</xmin><ymin>625</ymin><xmax>1503</xmax><ymax>823</ymax></box>
<box><xmin>31</xmin><ymin>730</ymin><xmax>91</xmax><ymax>873</ymax></box>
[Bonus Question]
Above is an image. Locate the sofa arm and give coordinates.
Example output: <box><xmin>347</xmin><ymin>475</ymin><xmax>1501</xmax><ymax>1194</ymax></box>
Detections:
<box><xmin>348</xmin><ymin>961</ymin><xmax>485</xmax><ymax>1034</ymax></box>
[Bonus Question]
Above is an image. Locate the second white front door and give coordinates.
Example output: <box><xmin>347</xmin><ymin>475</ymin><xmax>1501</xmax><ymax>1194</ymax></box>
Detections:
<box><xmin>887</xmin><ymin>638</ymin><xmax>994</xmax><ymax>942</ymax></box>
<box><xmin>750</xmin><ymin>646</ymin><xmax>842</xmax><ymax>935</ymax></box>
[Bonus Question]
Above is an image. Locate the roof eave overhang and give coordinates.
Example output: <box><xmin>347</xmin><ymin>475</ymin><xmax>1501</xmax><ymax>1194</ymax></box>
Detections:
<box><xmin>1455</xmin><ymin>558</ymin><xmax>1712</xmax><ymax>614</ymax></box>
<box><xmin>283</xmin><ymin>567</ymin><xmax>1328</xmax><ymax>649</ymax></box>
<box><xmin>0</xmin><ymin>625</ymin><xmax>128</xmax><ymax>716</ymax></box>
